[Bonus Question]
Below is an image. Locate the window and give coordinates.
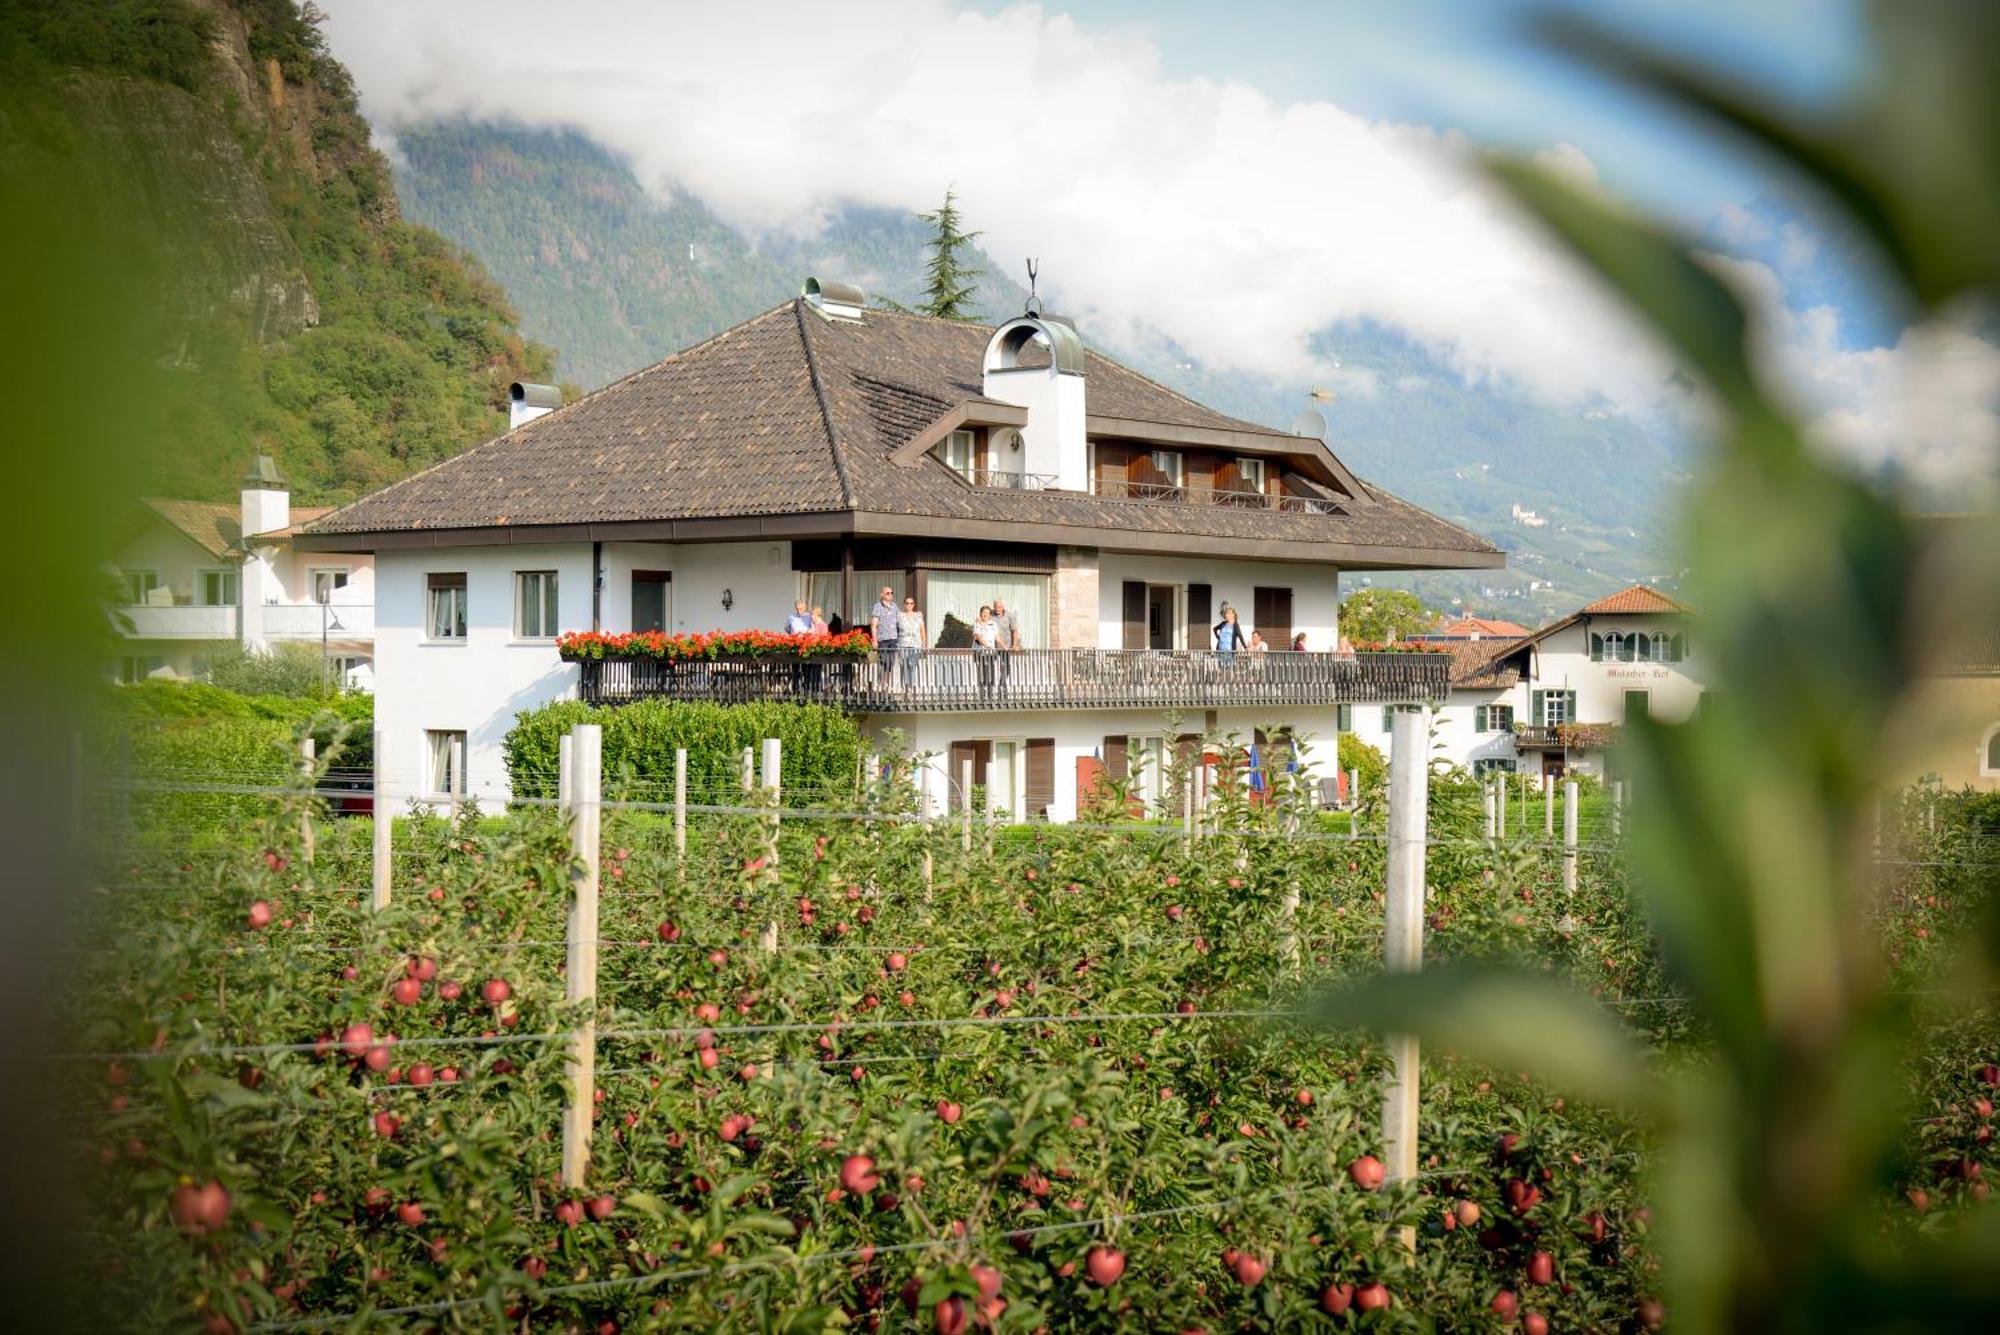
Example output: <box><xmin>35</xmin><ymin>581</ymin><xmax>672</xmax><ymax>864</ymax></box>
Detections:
<box><xmin>1149</xmin><ymin>450</ymin><xmax>1185</xmax><ymax>488</ymax></box>
<box><xmin>941</xmin><ymin>429</ymin><xmax>977</xmax><ymax>483</ymax></box>
<box><xmin>124</xmin><ymin>569</ymin><xmax>160</xmax><ymax>605</ymax></box>
<box><xmin>925</xmin><ymin>571</ymin><xmax>1049</xmax><ymax>648</ymax></box>
<box><xmin>197</xmin><ymin>568</ymin><xmax>238</xmax><ymax>607</ymax></box>
<box><xmin>1086</xmin><ymin>441</ymin><xmax>1099</xmax><ymax>494</ymax></box>
<box><xmin>802</xmin><ymin>570</ymin><xmax>903</xmax><ymax>630</ymax></box>
<box><xmin>332</xmin><ymin>656</ymin><xmax>370</xmax><ymax>684</ymax></box>
<box><xmin>1381</xmin><ymin>707</ymin><xmax>1396</xmax><ymax>733</ymax></box>
<box><xmin>426</xmin><ymin>730</ymin><xmax>467</xmax><ymax>798</ymax></box>
<box><xmin>1589</xmin><ymin>633</ymin><xmax>1603</xmax><ymax>662</ymax></box>
<box><xmin>427</xmin><ymin>573</ymin><xmax>467</xmax><ymax>640</ymax></box>
<box><xmin>1533</xmin><ymin>690</ymin><xmax>1577</xmax><ymax>726</ymax></box>
<box><xmin>1981</xmin><ymin>724</ymin><xmax>2000</xmax><ymax>777</ymax></box>
<box><xmin>1602</xmin><ymin>631</ymin><xmax>1628</xmax><ymax>662</ymax></box>
<box><xmin>1623</xmin><ymin>690</ymin><xmax>1650</xmax><ymax>721</ymax></box>
<box><xmin>1634</xmin><ymin>632</ymin><xmax>1654</xmax><ymax>662</ymax></box>
<box><xmin>1475</xmin><ymin>758</ymin><xmax>1517</xmax><ymax>774</ymax></box>
<box><xmin>118</xmin><ymin>655</ymin><xmax>164</xmax><ymax>683</ymax></box>
<box><xmin>515</xmin><ymin>570</ymin><xmax>559</xmax><ymax>639</ymax></box>
<box><xmin>1337</xmin><ymin>704</ymin><xmax>1353</xmax><ymax>732</ymax></box>
<box><xmin>632</xmin><ymin>570</ymin><xmax>671</xmax><ymax>632</ymax></box>
<box><xmin>1133</xmin><ymin>736</ymin><xmax>1166</xmax><ymax>810</ymax></box>
<box><xmin>987</xmin><ymin>740</ymin><xmax>1018</xmax><ymax>816</ymax></box>
<box><xmin>1236</xmin><ymin>457</ymin><xmax>1266</xmax><ymax>491</ymax></box>
<box><xmin>1475</xmin><ymin>704</ymin><xmax>1515</xmax><ymax>733</ymax></box>
<box><xmin>311</xmin><ymin>569</ymin><xmax>350</xmax><ymax>603</ymax></box>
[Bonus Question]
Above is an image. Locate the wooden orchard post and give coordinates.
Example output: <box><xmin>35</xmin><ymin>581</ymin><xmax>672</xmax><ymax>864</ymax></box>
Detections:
<box><xmin>1348</xmin><ymin>767</ymin><xmax>1360</xmax><ymax>842</ymax></box>
<box><xmin>960</xmin><ymin>757</ymin><xmax>973</xmax><ymax>852</ymax></box>
<box><xmin>673</xmin><ymin>748</ymin><xmax>687</xmax><ymax>863</ymax></box>
<box><xmin>298</xmin><ymin>735</ymin><xmax>316</xmax><ymax>864</ymax></box>
<box><xmin>760</xmin><ymin>738</ymin><xmax>782</xmax><ymax>954</ymax></box>
<box><xmin>1482</xmin><ymin>777</ymin><xmax>1496</xmax><ymax>846</ymax></box>
<box><xmin>562</xmin><ymin>724</ymin><xmax>602</xmax><ymax>1190</ymax></box>
<box><xmin>558</xmin><ymin>732</ymin><xmax>573</xmax><ymax>816</ymax></box>
<box><xmin>1383</xmin><ymin>706</ymin><xmax>1429</xmax><ymax>1249</ymax></box>
<box><xmin>1562</xmin><ymin>777</ymin><xmax>1579</xmax><ymax>903</ymax></box>
<box><xmin>740</xmin><ymin>746</ymin><xmax>754</xmax><ymax>795</ymax></box>
<box><xmin>1611</xmin><ymin>780</ymin><xmax>1624</xmax><ymax>837</ymax></box>
<box><xmin>1544</xmin><ymin>775</ymin><xmax>1555</xmax><ymax>839</ymax></box>
<box><xmin>371</xmin><ymin>728</ymin><xmax>392</xmax><ymax>911</ymax></box>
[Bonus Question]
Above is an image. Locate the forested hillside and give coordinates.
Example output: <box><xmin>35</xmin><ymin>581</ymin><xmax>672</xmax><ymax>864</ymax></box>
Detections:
<box><xmin>0</xmin><ymin>0</ymin><xmax>555</xmax><ymax>505</ymax></box>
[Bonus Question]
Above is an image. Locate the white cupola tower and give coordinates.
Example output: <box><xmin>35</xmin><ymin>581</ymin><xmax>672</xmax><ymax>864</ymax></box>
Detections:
<box><xmin>980</xmin><ymin>310</ymin><xmax>1088</xmax><ymax>493</ymax></box>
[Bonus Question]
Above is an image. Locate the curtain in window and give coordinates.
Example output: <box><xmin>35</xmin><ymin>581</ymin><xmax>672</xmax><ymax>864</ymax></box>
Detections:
<box><xmin>804</xmin><ymin>571</ymin><xmax>903</xmax><ymax>627</ymax></box>
<box><xmin>924</xmin><ymin>572</ymin><xmax>1049</xmax><ymax>648</ymax></box>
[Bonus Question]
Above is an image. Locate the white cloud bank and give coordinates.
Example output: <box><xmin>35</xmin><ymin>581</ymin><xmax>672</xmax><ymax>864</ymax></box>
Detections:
<box><xmin>321</xmin><ymin>0</ymin><xmax>1996</xmax><ymax>495</ymax></box>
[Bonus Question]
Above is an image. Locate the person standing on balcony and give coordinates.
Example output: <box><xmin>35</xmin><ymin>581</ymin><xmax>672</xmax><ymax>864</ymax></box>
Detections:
<box><xmin>786</xmin><ymin>601</ymin><xmax>816</xmax><ymax>635</ymax></box>
<box><xmin>897</xmin><ymin>595</ymin><xmax>926</xmax><ymax>691</ymax></box>
<box><xmin>870</xmin><ymin>586</ymin><xmax>900</xmax><ymax>692</ymax></box>
<box><xmin>972</xmin><ymin>605</ymin><xmax>1000</xmax><ymax>701</ymax></box>
<box><xmin>991</xmin><ymin>597</ymin><xmax>1019</xmax><ymax>699</ymax></box>
<box><xmin>1213</xmin><ymin>604</ymin><xmax>1248</xmax><ymax>664</ymax></box>
<box><xmin>1291</xmin><ymin>632</ymin><xmax>1308</xmax><ymax>652</ymax></box>
<box><xmin>787</xmin><ymin>600</ymin><xmax>820</xmax><ymax>693</ymax></box>
<box><xmin>810</xmin><ymin>605</ymin><xmax>828</xmax><ymax>634</ymax></box>
<box><xmin>1247</xmin><ymin>629</ymin><xmax>1269</xmax><ymax>672</ymax></box>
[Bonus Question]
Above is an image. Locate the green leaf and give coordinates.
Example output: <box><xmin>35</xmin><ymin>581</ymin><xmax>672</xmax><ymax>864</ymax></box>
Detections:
<box><xmin>1312</xmin><ymin>964</ymin><xmax>1663</xmax><ymax>1112</ymax></box>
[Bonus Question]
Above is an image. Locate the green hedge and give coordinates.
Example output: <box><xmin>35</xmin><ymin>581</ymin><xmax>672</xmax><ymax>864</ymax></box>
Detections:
<box><xmin>107</xmin><ymin>681</ymin><xmax>373</xmax><ymax>769</ymax></box>
<box><xmin>505</xmin><ymin>699</ymin><xmax>863</xmax><ymax>806</ymax></box>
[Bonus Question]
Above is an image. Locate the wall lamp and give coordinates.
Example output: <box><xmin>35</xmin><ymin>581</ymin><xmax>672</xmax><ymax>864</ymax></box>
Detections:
<box><xmin>721</xmin><ymin>588</ymin><xmax>734</xmax><ymax>611</ymax></box>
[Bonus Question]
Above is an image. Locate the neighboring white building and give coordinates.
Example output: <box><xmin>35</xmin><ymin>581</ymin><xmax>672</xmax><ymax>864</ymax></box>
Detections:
<box><xmin>299</xmin><ymin>290</ymin><xmax>1504</xmax><ymax>819</ymax></box>
<box><xmin>110</xmin><ymin>456</ymin><xmax>375</xmax><ymax>687</ymax></box>
<box><xmin>1343</xmin><ymin>585</ymin><xmax>1704</xmax><ymax>781</ymax></box>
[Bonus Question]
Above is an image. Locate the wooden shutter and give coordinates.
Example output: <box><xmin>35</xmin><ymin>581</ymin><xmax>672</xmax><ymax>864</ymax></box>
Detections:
<box><xmin>1187</xmin><ymin>583</ymin><xmax>1212</xmax><ymax>649</ymax></box>
<box><xmin>1121</xmin><ymin>581</ymin><xmax>1146</xmax><ymax>650</ymax></box>
<box><xmin>948</xmin><ymin>741</ymin><xmax>990</xmax><ymax>813</ymax></box>
<box><xmin>1253</xmin><ymin>586</ymin><xmax>1292</xmax><ymax>648</ymax></box>
<box><xmin>1025</xmin><ymin>738</ymin><xmax>1054</xmax><ymax>818</ymax></box>
<box><xmin>1530</xmin><ymin>692</ymin><xmax>1544</xmax><ymax>726</ymax></box>
<box><xmin>1103</xmin><ymin>735</ymin><xmax>1129</xmax><ymax>781</ymax></box>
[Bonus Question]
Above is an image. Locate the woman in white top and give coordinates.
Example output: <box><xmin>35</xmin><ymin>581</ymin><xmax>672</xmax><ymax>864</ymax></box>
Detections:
<box><xmin>972</xmin><ymin>605</ymin><xmax>999</xmax><ymax>700</ymax></box>
<box><xmin>897</xmin><ymin>597</ymin><xmax>925</xmax><ymax>690</ymax></box>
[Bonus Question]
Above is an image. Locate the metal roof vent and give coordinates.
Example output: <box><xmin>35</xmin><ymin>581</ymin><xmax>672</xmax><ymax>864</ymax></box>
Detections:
<box><xmin>509</xmin><ymin>382</ymin><xmax>562</xmax><ymax>430</ymax></box>
<box><xmin>802</xmin><ymin>276</ymin><xmax>865</xmax><ymax>323</ymax></box>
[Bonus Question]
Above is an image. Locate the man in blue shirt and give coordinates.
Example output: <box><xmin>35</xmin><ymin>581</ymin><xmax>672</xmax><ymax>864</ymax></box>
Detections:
<box><xmin>785</xmin><ymin>601</ymin><xmax>816</xmax><ymax>635</ymax></box>
<box><xmin>869</xmin><ymin>586</ymin><xmax>900</xmax><ymax>693</ymax></box>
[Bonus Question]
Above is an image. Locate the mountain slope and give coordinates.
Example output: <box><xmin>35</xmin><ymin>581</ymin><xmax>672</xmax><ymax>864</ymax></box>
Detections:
<box><xmin>389</xmin><ymin>120</ymin><xmax>1685</xmax><ymax>620</ymax></box>
<box><xmin>0</xmin><ymin>0</ymin><xmax>554</xmax><ymax>505</ymax></box>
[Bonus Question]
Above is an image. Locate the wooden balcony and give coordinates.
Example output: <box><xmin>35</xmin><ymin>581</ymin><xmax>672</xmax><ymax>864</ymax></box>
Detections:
<box><xmin>1514</xmin><ymin>723</ymin><xmax>1620</xmax><ymax>750</ymax></box>
<box><xmin>577</xmin><ymin>649</ymin><xmax>1449</xmax><ymax>712</ymax></box>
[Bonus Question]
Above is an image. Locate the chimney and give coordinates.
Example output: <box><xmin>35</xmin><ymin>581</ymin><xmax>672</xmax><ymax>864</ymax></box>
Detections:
<box><xmin>980</xmin><ymin>311</ymin><xmax>1087</xmax><ymax>492</ymax></box>
<box><xmin>509</xmin><ymin>382</ymin><xmax>562</xmax><ymax>430</ymax></box>
<box><xmin>240</xmin><ymin>453</ymin><xmax>289</xmax><ymax>538</ymax></box>
<box><xmin>802</xmin><ymin>276</ymin><xmax>865</xmax><ymax>323</ymax></box>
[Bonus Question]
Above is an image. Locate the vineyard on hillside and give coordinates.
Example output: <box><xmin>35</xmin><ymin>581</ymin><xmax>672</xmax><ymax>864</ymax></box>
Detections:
<box><xmin>56</xmin><ymin>737</ymin><xmax>1998</xmax><ymax>1333</ymax></box>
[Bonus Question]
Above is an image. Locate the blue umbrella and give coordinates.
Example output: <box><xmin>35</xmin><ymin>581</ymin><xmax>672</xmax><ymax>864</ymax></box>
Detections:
<box><xmin>1247</xmin><ymin>742</ymin><xmax>1266</xmax><ymax>793</ymax></box>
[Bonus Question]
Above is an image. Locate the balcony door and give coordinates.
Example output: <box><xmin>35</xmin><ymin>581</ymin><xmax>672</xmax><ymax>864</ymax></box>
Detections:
<box><xmin>1145</xmin><ymin>584</ymin><xmax>1181</xmax><ymax>650</ymax></box>
<box><xmin>632</xmin><ymin>571</ymin><xmax>671</xmax><ymax>633</ymax></box>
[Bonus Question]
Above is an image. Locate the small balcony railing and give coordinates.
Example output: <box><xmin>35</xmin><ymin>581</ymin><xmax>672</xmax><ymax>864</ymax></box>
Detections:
<box><xmin>1514</xmin><ymin>723</ymin><xmax>1620</xmax><ymax>750</ymax></box>
<box><xmin>119</xmin><ymin>604</ymin><xmax>238</xmax><ymax>639</ymax></box>
<box><xmin>577</xmin><ymin>648</ymin><xmax>1449</xmax><ymax>712</ymax></box>
<box><xmin>1093</xmin><ymin>478</ymin><xmax>1345</xmax><ymax>514</ymax></box>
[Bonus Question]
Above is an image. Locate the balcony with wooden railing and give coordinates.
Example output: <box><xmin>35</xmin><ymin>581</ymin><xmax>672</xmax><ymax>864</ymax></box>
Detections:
<box><xmin>578</xmin><ymin>648</ymin><xmax>1449</xmax><ymax>712</ymax></box>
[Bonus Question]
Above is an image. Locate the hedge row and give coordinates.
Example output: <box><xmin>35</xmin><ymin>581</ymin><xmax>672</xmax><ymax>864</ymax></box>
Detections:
<box><xmin>504</xmin><ymin>698</ymin><xmax>863</xmax><ymax>805</ymax></box>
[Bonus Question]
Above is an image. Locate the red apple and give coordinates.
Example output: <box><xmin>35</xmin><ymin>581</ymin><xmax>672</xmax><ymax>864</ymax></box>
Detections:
<box><xmin>587</xmin><ymin>1194</ymin><xmax>616</xmax><ymax>1221</ymax></box>
<box><xmin>1231</xmin><ymin>1254</ymin><xmax>1266</xmax><ymax>1286</ymax></box>
<box><xmin>840</xmin><ymin>1155</ymin><xmax>880</xmax><ymax>1195</ymax></box>
<box><xmin>247</xmin><ymin>901</ymin><xmax>273</xmax><ymax>930</ymax></box>
<box><xmin>657</xmin><ymin>920</ymin><xmax>681</xmax><ymax>942</ymax></box>
<box><xmin>933</xmin><ymin>1296</ymin><xmax>966</xmax><ymax>1335</ymax></box>
<box><xmin>481</xmin><ymin>978</ymin><xmax>511</xmax><ymax>1004</ymax></box>
<box><xmin>338</xmin><ymin>1023</ymin><xmax>373</xmax><ymax>1058</ymax></box>
<box><xmin>554</xmin><ymin>1199</ymin><xmax>585</xmax><ymax>1227</ymax></box>
<box><xmin>1085</xmin><ymin>1246</ymin><xmax>1125</xmax><ymax>1286</ymax></box>
<box><xmin>1527</xmin><ymin>1251</ymin><xmax>1554</xmax><ymax>1285</ymax></box>
<box><xmin>1354</xmin><ymin>1283</ymin><xmax>1391</xmax><ymax>1311</ymax></box>
<box><xmin>1348</xmin><ymin>1155</ymin><xmax>1385</xmax><ymax>1191</ymax></box>
<box><xmin>887</xmin><ymin>952</ymin><xmax>908</xmax><ymax>972</ymax></box>
<box><xmin>391</xmin><ymin>978</ymin><xmax>422</xmax><ymax>1006</ymax></box>
<box><xmin>936</xmin><ymin>1100</ymin><xmax>962</xmax><ymax>1124</ymax></box>
<box><xmin>397</xmin><ymin>1200</ymin><xmax>425</xmax><ymax>1226</ymax></box>
<box><xmin>1491</xmin><ymin>1289</ymin><xmax>1519</xmax><ymax>1318</ymax></box>
<box><xmin>406</xmin><ymin>1063</ymin><xmax>434</xmax><ymax>1087</ymax></box>
<box><xmin>406</xmin><ymin>956</ymin><xmax>438</xmax><ymax>981</ymax></box>
<box><xmin>1320</xmin><ymin>1282</ymin><xmax>1353</xmax><ymax>1314</ymax></box>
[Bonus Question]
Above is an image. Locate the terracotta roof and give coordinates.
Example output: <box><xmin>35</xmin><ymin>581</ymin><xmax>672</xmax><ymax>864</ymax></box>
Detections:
<box><xmin>1432</xmin><ymin>615</ymin><xmax>1531</xmax><ymax>639</ymax></box>
<box><xmin>248</xmin><ymin>507</ymin><xmax>334</xmax><ymax>542</ymax></box>
<box><xmin>1440</xmin><ymin>638</ymin><xmax>1522</xmax><ymax>689</ymax></box>
<box><xmin>303</xmin><ymin>301</ymin><xmax>1502</xmax><ymax>566</ymax></box>
<box><xmin>1578</xmin><ymin>585</ymin><xmax>1691</xmax><ymax>615</ymax></box>
<box><xmin>139</xmin><ymin>498</ymin><xmax>240</xmax><ymax>559</ymax></box>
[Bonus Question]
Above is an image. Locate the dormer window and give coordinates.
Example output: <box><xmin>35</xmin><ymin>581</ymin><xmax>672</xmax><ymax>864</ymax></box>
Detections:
<box><xmin>941</xmin><ymin>429</ymin><xmax>977</xmax><ymax>483</ymax></box>
<box><xmin>1149</xmin><ymin>450</ymin><xmax>1185</xmax><ymax>488</ymax></box>
<box><xmin>1237</xmin><ymin>457</ymin><xmax>1266</xmax><ymax>492</ymax></box>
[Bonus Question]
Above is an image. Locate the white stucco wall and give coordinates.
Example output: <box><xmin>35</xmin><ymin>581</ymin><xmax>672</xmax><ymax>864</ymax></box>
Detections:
<box><xmin>1093</xmin><ymin>553</ymin><xmax>1343</xmax><ymax>651</ymax></box>
<box><xmin>1525</xmin><ymin>617</ymin><xmax>1704</xmax><ymax>723</ymax></box>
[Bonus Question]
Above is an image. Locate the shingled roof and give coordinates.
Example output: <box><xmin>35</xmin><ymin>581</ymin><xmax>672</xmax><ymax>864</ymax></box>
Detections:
<box><xmin>303</xmin><ymin>301</ymin><xmax>1501</xmax><ymax>568</ymax></box>
<box><xmin>1578</xmin><ymin>585</ymin><xmax>1691</xmax><ymax>615</ymax></box>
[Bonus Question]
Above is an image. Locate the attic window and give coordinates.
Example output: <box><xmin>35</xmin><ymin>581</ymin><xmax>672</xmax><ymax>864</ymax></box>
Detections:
<box><xmin>1236</xmin><ymin>458</ymin><xmax>1266</xmax><ymax>491</ymax></box>
<box><xmin>940</xmin><ymin>429</ymin><xmax>976</xmax><ymax>483</ymax></box>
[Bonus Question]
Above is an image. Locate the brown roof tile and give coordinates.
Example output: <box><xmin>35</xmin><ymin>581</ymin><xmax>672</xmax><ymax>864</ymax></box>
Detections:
<box><xmin>1578</xmin><ymin>585</ymin><xmax>1691</xmax><ymax>615</ymax></box>
<box><xmin>306</xmin><ymin>301</ymin><xmax>1500</xmax><ymax>564</ymax></box>
<box><xmin>140</xmin><ymin>498</ymin><xmax>240</xmax><ymax>558</ymax></box>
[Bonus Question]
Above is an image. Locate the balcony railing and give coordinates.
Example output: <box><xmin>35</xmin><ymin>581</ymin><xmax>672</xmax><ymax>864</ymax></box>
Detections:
<box><xmin>1514</xmin><ymin>723</ymin><xmax>1620</xmax><ymax>750</ymax></box>
<box><xmin>1094</xmin><ymin>478</ymin><xmax>1345</xmax><ymax>514</ymax></box>
<box><xmin>261</xmin><ymin>602</ymin><xmax>375</xmax><ymax>640</ymax></box>
<box><xmin>578</xmin><ymin>649</ymin><xmax>1449</xmax><ymax>712</ymax></box>
<box><xmin>120</xmin><ymin>604</ymin><xmax>238</xmax><ymax>639</ymax></box>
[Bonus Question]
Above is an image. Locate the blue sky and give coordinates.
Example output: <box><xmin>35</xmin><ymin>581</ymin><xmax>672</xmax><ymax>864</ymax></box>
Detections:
<box><xmin>1004</xmin><ymin>0</ymin><xmax>1867</xmax><ymax>221</ymax></box>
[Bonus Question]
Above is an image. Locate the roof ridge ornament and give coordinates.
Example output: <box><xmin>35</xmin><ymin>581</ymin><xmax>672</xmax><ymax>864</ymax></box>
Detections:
<box><xmin>1024</xmin><ymin>258</ymin><xmax>1042</xmax><ymax>317</ymax></box>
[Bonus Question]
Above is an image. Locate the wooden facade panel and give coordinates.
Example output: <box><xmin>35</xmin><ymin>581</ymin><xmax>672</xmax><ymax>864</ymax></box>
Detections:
<box><xmin>1122</xmin><ymin>581</ymin><xmax>1147</xmax><ymax>651</ymax></box>
<box><xmin>1253</xmin><ymin>585</ymin><xmax>1293</xmax><ymax>648</ymax></box>
<box><xmin>1025</xmin><ymin>738</ymin><xmax>1054</xmax><ymax>818</ymax></box>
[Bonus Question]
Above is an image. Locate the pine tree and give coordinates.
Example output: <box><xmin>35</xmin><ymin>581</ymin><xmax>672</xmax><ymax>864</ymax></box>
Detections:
<box><xmin>917</xmin><ymin>189</ymin><xmax>983</xmax><ymax>321</ymax></box>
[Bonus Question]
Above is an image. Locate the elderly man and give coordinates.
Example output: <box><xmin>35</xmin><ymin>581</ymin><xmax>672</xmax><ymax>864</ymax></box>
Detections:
<box><xmin>869</xmin><ymin>585</ymin><xmax>901</xmax><ymax>692</ymax></box>
<box><xmin>991</xmin><ymin>597</ymin><xmax>1019</xmax><ymax>698</ymax></box>
<box><xmin>785</xmin><ymin>600</ymin><xmax>816</xmax><ymax>635</ymax></box>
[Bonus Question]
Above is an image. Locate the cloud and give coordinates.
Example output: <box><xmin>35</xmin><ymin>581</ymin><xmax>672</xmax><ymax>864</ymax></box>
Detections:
<box><xmin>317</xmin><ymin>0</ymin><xmax>1674</xmax><ymax>412</ymax></box>
<box><xmin>1702</xmin><ymin>253</ymin><xmax>2000</xmax><ymax>499</ymax></box>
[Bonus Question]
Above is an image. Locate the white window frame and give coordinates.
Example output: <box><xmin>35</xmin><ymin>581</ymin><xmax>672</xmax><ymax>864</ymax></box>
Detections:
<box><xmin>426</xmin><ymin>573</ymin><xmax>468</xmax><ymax>641</ymax></box>
<box><xmin>941</xmin><ymin>429</ymin><xmax>977</xmax><ymax>483</ymax></box>
<box><xmin>1149</xmin><ymin>449</ymin><xmax>1185</xmax><ymax>488</ymax></box>
<box><xmin>1980</xmin><ymin>722</ymin><xmax>2000</xmax><ymax>778</ymax></box>
<box><xmin>985</xmin><ymin>737</ymin><xmax>1025</xmax><ymax>820</ymax></box>
<box><xmin>1131</xmin><ymin>735</ymin><xmax>1167</xmax><ymax>813</ymax></box>
<box><xmin>196</xmin><ymin>566</ymin><xmax>239</xmax><ymax>607</ymax></box>
<box><xmin>1539</xmin><ymin>690</ymin><xmax>1574</xmax><ymax>726</ymax></box>
<box><xmin>124</xmin><ymin>569</ymin><xmax>161</xmax><ymax>605</ymax></box>
<box><xmin>1236</xmin><ymin>457</ymin><xmax>1267</xmax><ymax>491</ymax></box>
<box><xmin>310</xmin><ymin>567</ymin><xmax>351</xmax><ymax>604</ymax></box>
<box><xmin>1085</xmin><ymin>441</ymin><xmax>1099</xmax><ymax>494</ymax></box>
<box><xmin>514</xmin><ymin>570</ymin><xmax>560</xmax><ymax>640</ymax></box>
<box><xmin>425</xmin><ymin>729</ymin><xmax>467</xmax><ymax>800</ymax></box>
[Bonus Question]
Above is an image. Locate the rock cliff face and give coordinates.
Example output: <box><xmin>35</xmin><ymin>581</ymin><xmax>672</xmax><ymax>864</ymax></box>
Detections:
<box><xmin>0</xmin><ymin>0</ymin><xmax>557</xmax><ymax>504</ymax></box>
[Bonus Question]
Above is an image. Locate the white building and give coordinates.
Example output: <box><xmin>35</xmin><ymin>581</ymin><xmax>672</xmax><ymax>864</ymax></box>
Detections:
<box><xmin>110</xmin><ymin>456</ymin><xmax>375</xmax><ymax>686</ymax></box>
<box><xmin>1342</xmin><ymin>586</ymin><xmax>1704</xmax><ymax>781</ymax></box>
<box><xmin>299</xmin><ymin>288</ymin><xmax>1503</xmax><ymax>819</ymax></box>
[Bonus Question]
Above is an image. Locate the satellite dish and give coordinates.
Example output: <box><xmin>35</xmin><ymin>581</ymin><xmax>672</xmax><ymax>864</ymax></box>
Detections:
<box><xmin>1290</xmin><ymin>408</ymin><xmax>1328</xmax><ymax>440</ymax></box>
